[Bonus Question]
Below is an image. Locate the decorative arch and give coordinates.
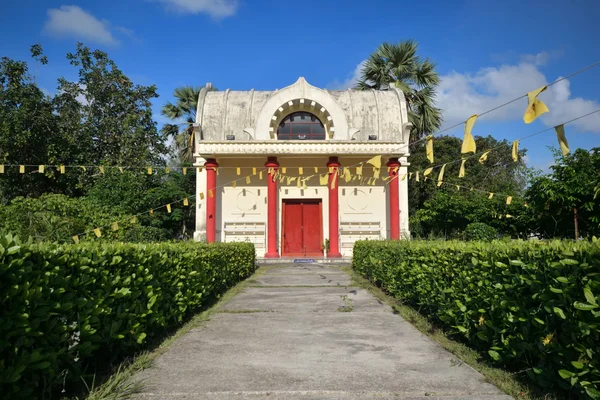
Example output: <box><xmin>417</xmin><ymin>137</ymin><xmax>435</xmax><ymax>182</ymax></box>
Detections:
<box><xmin>253</xmin><ymin>77</ymin><xmax>349</xmax><ymax>140</ymax></box>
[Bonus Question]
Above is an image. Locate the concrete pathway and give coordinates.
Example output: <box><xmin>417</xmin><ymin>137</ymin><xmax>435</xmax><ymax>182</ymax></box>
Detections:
<box><xmin>134</xmin><ymin>264</ymin><xmax>511</xmax><ymax>399</ymax></box>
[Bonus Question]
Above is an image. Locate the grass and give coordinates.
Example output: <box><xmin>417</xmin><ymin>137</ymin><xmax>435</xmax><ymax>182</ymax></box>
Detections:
<box><xmin>75</xmin><ymin>264</ymin><xmax>274</xmax><ymax>400</ymax></box>
<box><xmin>340</xmin><ymin>265</ymin><xmax>556</xmax><ymax>400</ymax></box>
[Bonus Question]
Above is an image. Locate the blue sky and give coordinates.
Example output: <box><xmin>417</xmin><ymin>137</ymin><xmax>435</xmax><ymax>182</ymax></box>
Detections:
<box><xmin>1</xmin><ymin>0</ymin><xmax>599</xmax><ymax>171</ymax></box>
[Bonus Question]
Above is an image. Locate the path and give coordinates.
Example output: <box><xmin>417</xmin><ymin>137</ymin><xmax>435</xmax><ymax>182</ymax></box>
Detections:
<box><xmin>134</xmin><ymin>263</ymin><xmax>511</xmax><ymax>399</ymax></box>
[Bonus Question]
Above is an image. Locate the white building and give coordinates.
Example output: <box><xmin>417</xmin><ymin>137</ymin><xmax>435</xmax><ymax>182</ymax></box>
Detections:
<box><xmin>193</xmin><ymin>77</ymin><xmax>411</xmax><ymax>258</ymax></box>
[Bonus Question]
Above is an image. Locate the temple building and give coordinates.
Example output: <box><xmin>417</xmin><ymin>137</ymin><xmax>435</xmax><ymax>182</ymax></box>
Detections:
<box><xmin>193</xmin><ymin>77</ymin><xmax>411</xmax><ymax>258</ymax></box>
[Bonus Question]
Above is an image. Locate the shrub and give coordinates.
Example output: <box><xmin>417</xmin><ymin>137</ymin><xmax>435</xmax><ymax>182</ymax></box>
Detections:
<box><xmin>0</xmin><ymin>235</ymin><xmax>255</xmax><ymax>399</ymax></box>
<box><xmin>464</xmin><ymin>222</ymin><xmax>497</xmax><ymax>241</ymax></box>
<box><xmin>353</xmin><ymin>239</ymin><xmax>600</xmax><ymax>399</ymax></box>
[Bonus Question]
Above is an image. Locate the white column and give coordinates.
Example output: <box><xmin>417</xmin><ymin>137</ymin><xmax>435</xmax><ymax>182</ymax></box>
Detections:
<box><xmin>399</xmin><ymin>157</ymin><xmax>411</xmax><ymax>239</ymax></box>
<box><xmin>194</xmin><ymin>156</ymin><xmax>207</xmax><ymax>242</ymax></box>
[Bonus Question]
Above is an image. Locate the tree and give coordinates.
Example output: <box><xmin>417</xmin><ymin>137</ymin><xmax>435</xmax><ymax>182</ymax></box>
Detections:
<box><xmin>356</xmin><ymin>40</ymin><xmax>442</xmax><ymax>139</ymax></box>
<box><xmin>161</xmin><ymin>85</ymin><xmax>216</xmax><ymax>164</ymax></box>
<box><xmin>526</xmin><ymin>147</ymin><xmax>600</xmax><ymax>239</ymax></box>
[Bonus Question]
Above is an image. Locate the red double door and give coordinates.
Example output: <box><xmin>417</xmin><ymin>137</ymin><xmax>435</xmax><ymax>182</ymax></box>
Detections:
<box><xmin>281</xmin><ymin>199</ymin><xmax>323</xmax><ymax>257</ymax></box>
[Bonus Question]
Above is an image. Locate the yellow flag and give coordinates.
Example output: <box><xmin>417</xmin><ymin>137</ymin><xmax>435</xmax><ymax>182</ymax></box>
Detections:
<box><xmin>0</xmin><ymin>165</ymin><xmax>3</xmax><ymax>173</ymax></box>
<box><xmin>252</xmin><ymin>167</ymin><xmax>257</xmax><ymax>175</ymax></box>
<box><xmin>401</xmin><ymin>174</ymin><xmax>407</xmax><ymax>181</ymax></box>
<box><xmin>554</xmin><ymin>124</ymin><xmax>570</xmax><ymax>156</ymax></box>
<box><xmin>60</xmin><ymin>165</ymin><xmax>65</xmax><ymax>174</ymax></box>
<box><xmin>167</xmin><ymin>204</ymin><xmax>172</xmax><ymax>213</ymax></box>
<box><xmin>147</xmin><ymin>167</ymin><xmax>153</xmax><ymax>175</ymax></box>
<box><xmin>149</xmin><ymin>209</ymin><xmax>154</xmax><ymax>216</ymax></box>
<box><xmin>426</xmin><ymin>135</ymin><xmax>434</xmax><ymax>163</ymax></box>
<box><xmin>415</xmin><ymin>171</ymin><xmax>420</xmax><ymax>182</ymax></box>
<box><xmin>72</xmin><ymin>235</ymin><xmax>80</xmax><ymax>244</ymax></box>
<box><xmin>506</xmin><ymin>214</ymin><xmax>513</xmax><ymax>218</ymax></box>
<box><xmin>39</xmin><ymin>165</ymin><xmax>45</xmax><ymax>173</ymax></box>
<box><xmin>356</xmin><ymin>164</ymin><xmax>363</xmax><ymax>176</ymax></box>
<box><xmin>259</xmin><ymin>171</ymin><xmax>263</xmax><ymax>180</ymax></box>
<box><xmin>197</xmin><ymin>167</ymin><xmax>202</xmax><ymax>174</ymax></box>
<box><xmin>506</xmin><ymin>196</ymin><xmax>512</xmax><ymax>205</ymax></box>
<box><xmin>462</xmin><ymin>115</ymin><xmax>477</xmax><ymax>154</ymax></box>
<box><xmin>200</xmin><ymin>192</ymin><xmax>205</xmax><ymax>200</ymax></box>
<box><xmin>99</xmin><ymin>166</ymin><xmax>105</xmax><ymax>174</ymax></box>
<box><xmin>80</xmin><ymin>166</ymin><xmax>87</xmax><ymax>172</ymax></box>
<box><xmin>119</xmin><ymin>167</ymin><xmax>124</xmax><ymax>173</ymax></box>
<box><xmin>246</xmin><ymin>175</ymin><xmax>251</xmax><ymax>184</ymax></box>
<box><xmin>409</xmin><ymin>172</ymin><xmax>413</xmax><ymax>180</ymax></box>
<box><xmin>523</xmin><ymin>86</ymin><xmax>550</xmax><ymax>123</ymax></box>
<box><xmin>456</xmin><ymin>185</ymin><xmax>460</xmax><ymax>191</ymax></box>
<box><xmin>343</xmin><ymin>168</ymin><xmax>352</xmax><ymax>182</ymax></box>
<box><xmin>489</xmin><ymin>193</ymin><xmax>494</xmax><ymax>199</ymax></box>
<box><xmin>437</xmin><ymin>164</ymin><xmax>446</xmax><ymax>186</ymax></box>
<box><xmin>371</xmin><ymin>177</ymin><xmax>377</xmax><ymax>186</ymax></box>
<box><xmin>182</xmin><ymin>167</ymin><xmax>187</xmax><ymax>175</ymax></box>
<box><xmin>424</xmin><ymin>167</ymin><xmax>433</xmax><ymax>177</ymax></box>
<box><xmin>183</xmin><ymin>198</ymin><xmax>189</xmax><ymax>206</ymax></box>
<box><xmin>282</xmin><ymin>167</ymin><xmax>287</xmax><ymax>174</ymax></box>
<box><xmin>165</xmin><ymin>167</ymin><xmax>170</xmax><ymax>174</ymax></box>
<box><xmin>19</xmin><ymin>165</ymin><xmax>25</xmax><ymax>174</ymax></box>
<box><xmin>479</xmin><ymin>150</ymin><xmax>490</xmax><ymax>164</ymax></box>
<box><xmin>330</xmin><ymin>174</ymin><xmax>337</xmax><ymax>189</ymax></box>
<box><xmin>512</xmin><ymin>140</ymin><xmax>519</xmax><ymax>162</ymax></box>
<box><xmin>297</xmin><ymin>178</ymin><xmax>301</xmax><ymax>188</ymax></box>
<box><xmin>299</xmin><ymin>167</ymin><xmax>303</xmax><ymax>175</ymax></box>
<box><xmin>373</xmin><ymin>168</ymin><xmax>380</xmax><ymax>179</ymax></box>
<box><xmin>209</xmin><ymin>189</ymin><xmax>214</xmax><ymax>197</ymax></box>
<box><xmin>366</xmin><ymin>155</ymin><xmax>382</xmax><ymax>169</ymax></box>
<box><xmin>320</xmin><ymin>173</ymin><xmax>328</xmax><ymax>185</ymax></box>
<box><xmin>112</xmin><ymin>221</ymin><xmax>119</xmax><ymax>231</ymax></box>
<box><xmin>130</xmin><ymin>216</ymin><xmax>137</xmax><ymax>224</ymax></box>
<box><xmin>232</xmin><ymin>181</ymin><xmax>237</xmax><ymax>188</ymax></box>
<box><xmin>236</xmin><ymin>167</ymin><xmax>241</xmax><ymax>175</ymax></box>
<box><xmin>94</xmin><ymin>228</ymin><xmax>102</xmax><ymax>238</ymax></box>
<box><xmin>459</xmin><ymin>159</ymin><xmax>466</xmax><ymax>178</ymax></box>
<box><xmin>314</xmin><ymin>167</ymin><xmax>318</xmax><ymax>173</ymax></box>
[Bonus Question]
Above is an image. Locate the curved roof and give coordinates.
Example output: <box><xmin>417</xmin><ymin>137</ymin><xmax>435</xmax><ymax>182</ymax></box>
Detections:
<box><xmin>195</xmin><ymin>77</ymin><xmax>411</xmax><ymax>143</ymax></box>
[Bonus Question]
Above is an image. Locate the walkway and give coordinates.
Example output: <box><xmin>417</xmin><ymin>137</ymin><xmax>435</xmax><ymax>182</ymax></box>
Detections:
<box><xmin>134</xmin><ymin>264</ymin><xmax>511</xmax><ymax>399</ymax></box>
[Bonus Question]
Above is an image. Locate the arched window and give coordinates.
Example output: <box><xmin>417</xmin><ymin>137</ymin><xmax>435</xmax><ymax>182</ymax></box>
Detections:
<box><xmin>277</xmin><ymin>112</ymin><xmax>325</xmax><ymax>140</ymax></box>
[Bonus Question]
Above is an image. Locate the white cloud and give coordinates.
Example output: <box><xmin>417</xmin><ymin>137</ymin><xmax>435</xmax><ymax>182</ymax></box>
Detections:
<box><xmin>437</xmin><ymin>62</ymin><xmax>600</xmax><ymax>132</ymax></box>
<box><xmin>150</xmin><ymin>0</ymin><xmax>239</xmax><ymax>18</ymax></box>
<box><xmin>44</xmin><ymin>5</ymin><xmax>120</xmax><ymax>45</ymax></box>
<box><xmin>328</xmin><ymin>60</ymin><xmax>365</xmax><ymax>90</ymax></box>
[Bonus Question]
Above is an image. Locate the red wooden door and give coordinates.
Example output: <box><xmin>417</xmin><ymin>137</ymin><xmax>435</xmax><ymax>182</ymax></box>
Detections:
<box><xmin>282</xmin><ymin>200</ymin><xmax>322</xmax><ymax>256</ymax></box>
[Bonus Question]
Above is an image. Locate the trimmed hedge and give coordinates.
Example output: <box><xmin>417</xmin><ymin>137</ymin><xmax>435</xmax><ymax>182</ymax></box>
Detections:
<box><xmin>353</xmin><ymin>239</ymin><xmax>600</xmax><ymax>399</ymax></box>
<box><xmin>0</xmin><ymin>235</ymin><xmax>255</xmax><ymax>399</ymax></box>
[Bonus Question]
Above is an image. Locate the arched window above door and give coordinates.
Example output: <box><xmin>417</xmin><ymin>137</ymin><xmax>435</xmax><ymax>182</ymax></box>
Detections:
<box><xmin>277</xmin><ymin>112</ymin><xmax>326</xmax><ymax>140</ymax></box>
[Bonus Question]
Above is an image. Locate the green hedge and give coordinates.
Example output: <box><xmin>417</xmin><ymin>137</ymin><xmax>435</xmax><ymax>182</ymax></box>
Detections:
<box><xmin>0</xmin><ymin>235</ymin><xmax>255</xmax><ymax>399</ymax></box>
<box><xmin>353</xmin><ymin>239</ymin><xmax>600</xmax><ymax>398</ymax></box>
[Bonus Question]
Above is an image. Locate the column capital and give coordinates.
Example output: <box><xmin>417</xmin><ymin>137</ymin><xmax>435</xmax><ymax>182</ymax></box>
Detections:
<box><xmin>265</xmin><ymin>156</ymin><xmax>279</xmax><ymax>168</ymax></box>
<box><xmin>327</xmin><ymin>156</ymin><xmax>341</xmax><ymax>168</ymax></box>
<box><xmin>204</xmin><ymin>158</ymin><xmax>219</xmax><ymax>168</ymax></box>
<box><xmin>386</xmin><ymin>157</ymin><xmax>401</xmax><ymax>168</ymax></box>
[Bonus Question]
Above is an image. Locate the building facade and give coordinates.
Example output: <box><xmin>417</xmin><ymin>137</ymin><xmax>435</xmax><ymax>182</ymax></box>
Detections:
<box><xmin>193</xmin><ymin>77</ymin><xmax>411</xmax><ymax>258</ymax></box>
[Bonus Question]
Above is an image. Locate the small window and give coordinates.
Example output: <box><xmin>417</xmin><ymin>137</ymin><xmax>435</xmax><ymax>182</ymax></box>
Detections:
<box><xmin>277</xmin><ymin>112</ymin><xmax>325</xmax><ymax>140</ymax></box>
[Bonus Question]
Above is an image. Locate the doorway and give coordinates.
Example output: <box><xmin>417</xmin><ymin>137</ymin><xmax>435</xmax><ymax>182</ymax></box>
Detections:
<box><xmin>281</xmin><ymin>199</ymin><xmax>323</xmax><ymax>257</ymax></box>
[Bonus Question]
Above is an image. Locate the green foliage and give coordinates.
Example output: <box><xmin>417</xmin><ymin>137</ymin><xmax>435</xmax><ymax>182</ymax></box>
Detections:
<box><xmin>0</xmin><ymin>234</ymin><xmax>256</xmax><ymax>399</ymax></box>
<box><xmin>356</xmin><ymin>40</ymin><xmax>442</xmax><ymax>139</ymax></box>
<box><xmin>353</xmin><ymin>240</ymin><xmax>600</xmax><ymax>398</ymax></box>
<box><xmin>464</xmin><ymin>222</ymin><xmax>497</xmax><ymax>241</ymax></box>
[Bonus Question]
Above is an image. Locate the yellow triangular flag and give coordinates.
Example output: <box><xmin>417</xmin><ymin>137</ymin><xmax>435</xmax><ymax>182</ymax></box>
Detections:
<box><xmin>366</xmin><ymin>155</ymin><xmax>382</xmax><ymax>169</ymax></box>
<box><xmin>462</xmin><ymin>115</ymin><xmax>478</xmax><ymax>154</ymax></box>
<box><xmin>459</xmin><ymin>159</ymin><xmax>466</xmax><ymax>178</ymax></box>
<box><xmin>409</xmin><ymin>172</ymin><xmax>413</xmax><ymax>180</ymax></box>
<box><xmin>373</xmin><ymin>168</ymin><xmax>380</xmax><ymax>179</ymax></box>
<box><xmin>512</xmin><ymin>140</ymin><xmax>519</xmax><ymax>162</ymax></box>
<box><xmin>232</xmin><ymin>181</ymin><xmax>237</xmax><ymax>188</ymax></box>
<box><xmin>94</xmin><ymin>228</ymin><xmax>102</xmax><ymax>238</ymax></box>
<box><xmin>0</xmin><ymin>165</ymin><xmax>4</xmax><ymax>174</ymax></box>
<box><xmin>60</xmin><ymin>165</ymin><xmax>65</xmax><ymax>174</ymax></box>
<box><xmin>456</xmin><ymin>185</ymin><xmax>460</xmax><ymax>191</ymax></box>
<box><xmin>343</xmin><ymin>168</ymin><xmax>352</xmax><ymax>183</ymax></box>
<box><xmin>72</xmin><ymin>235</ymin><xmax>80</xmax><ymax>244</ymax></box>
<box><xmin>130</xmin><ymin>216</ymin><xmax>137</xmax><ymax>224</ymax></box>
<box><xmin>424</xmin><ymin>167</ymin><xmax>433</xmax><ymax>177</ymax></box>
<box><xmin>506</xmin><ymin>214</ymin><xmax>513</xmax><ymax>218</ymax></box>
<box><xmin>236</xmin><ymin>167</ymin><xmax>241</xmax><ymax>175</ymax></box>
<box><xmin>506</xmin><ymin>196</ymin><xmax>512</xmax><ymax>205</ymax></box>
<box><xmin>426</xmin><ymin>135</ymin><xmax>434</xmax><ymax>163</ymax></box>
<box><xmin>314</xmin><ymin>167</ymin><xmax>318</xmax><ymax>173</ymax></box>
<box><xmin>299</xmin><ymin>167</ymin><xmax>303</xmax><ymax>175</ymax></box>
<box><xmin>371</xmin><ymin>178</ymin><xmax>377</xmax><ymax>186</ymax></box>
<box><xmin>282</xmin><ymin>167</ymin><xmax>287</xmax><ymax>174</ymax></box>
<box><xmin>19</xmin><ymin>165</ymin><xmax>25</xmax><ymax>174</ymax></box>
<box><xmin>167</xmin><ymin>204</ymin><xmax>172</xmax><ymax>213</ymax></box>
<box><xmin>99</xmin><ymin>166</ymin><xmax>105</xmax><ymax>174</ymax></box>
<box><xmin>165</xmin><ymin>167</ymin><xmax>170</xmax><ymax>174</ymax></box>
<box><xmin>488</xmin><ymin>193</ymin><xmax>494</xmax><ymax>199</ymax></box>
<box><xmin>320</xmin><ymin>173</ymin><xmax>328</xmax><ymax>185</ymax></box>
<box><xmin>183</xmin><ymin>198</ymin><xmax>189</xmax><ymax>206</ymax></box>
<box><xmin>415</xmin><ymin>171</ymin><xmax>420</xmax><ymax>182</ymax></box>
<box><xmin>252</xmin><ymin>167</ymin><xmax>257</xmax><ymax>175</ymax></box>
<box><xmin>479</xmin><ymin>150</ymin><xmax>490</xmax><ymax>164</ymax></box>
<box><xmin>147</xmin><ymin>167</ymin><xmax>153</xmax><ymax>175</ymax></box>
<box><xmin>80</xmin><ymin>166</ymin><xmax>87</xmax><ymax>172</ymax></box>
<box><xmin>112</xmin><ymin>221</ymin><xmax>119</xmax><ymax>231</ymax></box>
<box><xmin>149</xmin><ymin>209</ymin><xmax>154</xmax><ymax>216</ymax></box>
<box><xmin>182</xmin><ymin>167</ymin><xmax>187</xmax><ymax>175</ymax></box>
<box><xmin>297</xmin><ymin>178</ymin><xmax>301</xmax><ymax>188</ymax></box>
<box><xmin>119</xmin><ymin>167</ymin><xmax>124</xmax><ymax>173</ymax></box>
<box><xmin>209</xmin><ymin>189</ymin><xmax>214</xmax><ymax>198</ymax></box>
<box><xmin>437</xmin><ymin>164</ymin><xmax>446</xmax><ymax>186</ymax></box>
<box><xmin>200</xmin><ymin>192</ymin><xmax>205</xmax><ymax>200</ymax></box>
<box><xmin>554</xmin><ymin>124</ymin><xmax>570</xmax><ymax>156</ymax></box>
<box><xmin>39</xmin><ymin>165</ymin><xmax>45</xmax><ymax>173</ymax></box>
<box><xmin>246</xmin><ymin>175</ymin><xmax>251</xmax><ymax>184</ymax></box>
<box><xmin>523</xmin><ymin>86</ymin><xmax>550</xmax><ymax>123</ymax></box>
<box><xmin>197</xmin><ymin>167</ymin><xmax>202</xmax><ymax>174</ymax></box>
<box><xmin>259</xmin><ymin>171</ymin><xmax>263</xmax><ymax>180</ymax></box>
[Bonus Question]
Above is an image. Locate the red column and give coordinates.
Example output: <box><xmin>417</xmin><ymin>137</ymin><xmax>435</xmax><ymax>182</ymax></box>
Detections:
<box><xmin>327</xmin><ymin>157</ymin><xmax>342</xmax><ymax>258</ymax></box>
<box><xmin>265</xmin><ymin>157</ymin><xmax>280</xmax><ymax>258</ymax></box>
<box><xmin>387</xmin><ymin>158</ymin><xmax>401</xmax><ymax>240</ymax></box>
<box><xmin>205</xmin><ymin>158</ymin><xmax>218</xmax><ymax>243</ymax></box>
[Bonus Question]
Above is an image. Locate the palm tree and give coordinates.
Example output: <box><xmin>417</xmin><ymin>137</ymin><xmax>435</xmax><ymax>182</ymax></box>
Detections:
<box><xmin>356</xmin><ymin>40</ymin><xmax>442</xmax><ymax>140</ymax></box>
<box><xmin>161</xmin><ymin>86</ymin><xmax>203</xmax><ymax>164</ymax></box>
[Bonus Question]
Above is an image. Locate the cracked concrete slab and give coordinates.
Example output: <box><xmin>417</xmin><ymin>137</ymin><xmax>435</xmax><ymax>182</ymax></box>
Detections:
<box><xmin>133</xmin><ymin>265</ymin><xmax>511</xmax><ymax>400</ymax></box>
